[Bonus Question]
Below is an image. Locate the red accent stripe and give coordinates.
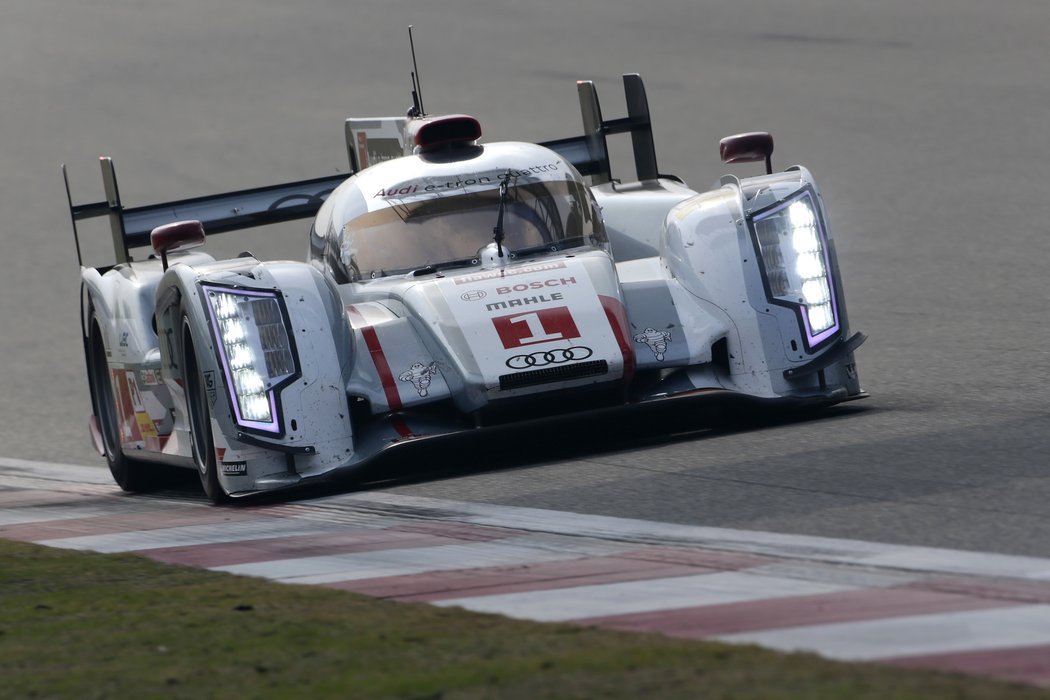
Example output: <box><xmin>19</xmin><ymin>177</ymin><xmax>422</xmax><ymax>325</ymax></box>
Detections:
<box><xmin>390</xmin><ymin>417</ymin><xmax>413</xmax><ymax>439</ymax></box>
<box><xmin>599</xmin><ymin>295</ymin><xmax>635</xmax><ymax>383</ymax></box>
<box><xmin>345</xmin><ymin>304</ymin><xmax>403</xmax><ymax>411</ymax></box>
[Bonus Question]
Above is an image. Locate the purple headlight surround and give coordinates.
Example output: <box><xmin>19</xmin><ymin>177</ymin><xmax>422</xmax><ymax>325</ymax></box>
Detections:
<box><xmin>200</xmin><ymin>283</ymin><xmax>299</xmax><ymax>435</ymax></box>
<box><xmin>749</xmin><ymin>188</ymin><xmax>840</xmax><ymax>351</ymax></box>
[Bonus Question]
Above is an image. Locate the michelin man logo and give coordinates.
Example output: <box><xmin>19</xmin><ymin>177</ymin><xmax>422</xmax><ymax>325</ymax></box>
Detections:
<box><xmin>633</xmin><ymin>327</ymin><xmax>672</xmax><ymax>361</ymax></box>
<box><xmin>398</xmin><ymin>362</ymin><xmax>438</xmax><ymax>397</ymax></box>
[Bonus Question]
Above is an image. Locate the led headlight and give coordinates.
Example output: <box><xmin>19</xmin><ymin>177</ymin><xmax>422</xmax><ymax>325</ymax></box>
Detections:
<box><xmin>750</xmin><ymin>188</ymin><xmax>840</xmax><ymax>350</ymax></box>
<box><xmin>201</xmin><ymin>284</ymin><xmax>298</xmax><ymax>434</ymax></box>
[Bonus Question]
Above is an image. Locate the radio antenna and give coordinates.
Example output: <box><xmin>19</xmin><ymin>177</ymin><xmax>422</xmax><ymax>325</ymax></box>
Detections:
<box><xmin>408</xmin><ymin>25</ymin><xmax>425</xmax><ymax>117</ymax></box>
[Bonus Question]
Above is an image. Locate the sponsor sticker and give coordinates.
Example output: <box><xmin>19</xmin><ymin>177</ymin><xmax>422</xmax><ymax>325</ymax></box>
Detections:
<box><xmin>505</xmin><ymin>346</ymin><xmax>593</xmax><ymax>370</ymax></box>
<box><xmin>492</xmin><ymin>307</ymin><xmax>581</xmax><ymax>349</ymax></box>
<box><xmin>140</xmin><ymin>369</ymin><xmax>161</xmax><ymax>386</ymax></box>
<box><xmin>203</xmin><ymin>370</ymin><xmax>217</xmax><ymax>404</ymax></box>
<box><xmin>633</xmin><ymin>327</ymin><xmax>672</xmax><ymax>362</ymax></box>
<box><xmin>437</xmin><ymin>257</ymin><xmax>622</xmax><ymax>387</ymax></box>
<box><xmin>453</xmin><ymin>261</ymin><xmax>567</xmax><ymax>285</ymax></box>
<box><xmin>397</xmin><ymin>362</ymin><xmax>439</xmax><ymax>397</ymax></box>
<box><xmin>495</xmin><ymin>277</ymin><xmax>576</xmax><ymax>294</ymax></box>
<box><xmin>372</xmin><ymin>163</ymin><xmax>563</xmax><ymax>202</ymax></box>
<box><xmin>221</xmin><ymin>461</ymin><xmax>248</xmax><ymax>476</ymax></box>
<box><xmin>485</xmin><ymin>291</ymin><xmax>564</xmax><ymax>312</ymax></box>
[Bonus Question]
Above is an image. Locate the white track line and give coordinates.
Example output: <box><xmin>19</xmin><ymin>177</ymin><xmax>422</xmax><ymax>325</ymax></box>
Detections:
<box><xmin>37</xmin><ymin>519</ymin><xmax>336</xmax><ymax>553</ymax></box>
<box><xmin>434</xmin><ymin>570</ymin><xmax>858</xmax><ymax>622</ymax></box>
<box><xmin>718</xmin><ymin>605</ymin><xmax>1050</xmax><ymax>661</ymax></box>
<box><xmin>212</xmin><ymin>534</ymin><xmax>630</xmax><ymax>585</ymax></box>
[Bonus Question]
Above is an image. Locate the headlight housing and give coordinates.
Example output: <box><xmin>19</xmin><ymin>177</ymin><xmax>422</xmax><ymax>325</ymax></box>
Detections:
<box><xmin>201</xmin><ymin>284</ymin><xmax>299</xmax><ymax>434</ymax></box>
<box><xmin>749</xmin><ymin>188</ymin><xmax>840</xmax><ymax>350</ymax></box>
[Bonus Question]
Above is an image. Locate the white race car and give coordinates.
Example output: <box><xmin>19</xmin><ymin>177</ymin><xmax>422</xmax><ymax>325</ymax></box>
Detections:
<box><xmin>65</xmin><ymin>74</ymin><xmax>866</xmax><ymax>502</ymax></box>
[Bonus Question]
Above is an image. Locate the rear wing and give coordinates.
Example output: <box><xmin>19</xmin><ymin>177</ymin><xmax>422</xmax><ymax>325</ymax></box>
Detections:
<box><xmin>63</xmin><ymin>162</ymin><xmax>346</xmax><ymax>267</ymax></box>
<box><xmin>65</xmin><ymin>73</ymin><xmax>659</xmax><ymax>268</ymax></box>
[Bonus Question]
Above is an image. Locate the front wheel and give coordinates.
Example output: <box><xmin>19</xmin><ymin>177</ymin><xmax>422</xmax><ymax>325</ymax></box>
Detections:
<box><xmin>183</xmin><ymin>329</ymin><xmax>228</xmax><ymax>504</ymax></box>
<box><xmin>88</xmin><ymin>317</ymin><xmax>156</xmax><ymax>492</ymax></box>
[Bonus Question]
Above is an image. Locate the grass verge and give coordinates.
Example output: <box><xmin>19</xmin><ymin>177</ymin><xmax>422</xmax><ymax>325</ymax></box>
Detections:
<box><xmin>2</xmin><ymin>539</ymin><xmax>1047</xmax><ymax>699</ymax></box>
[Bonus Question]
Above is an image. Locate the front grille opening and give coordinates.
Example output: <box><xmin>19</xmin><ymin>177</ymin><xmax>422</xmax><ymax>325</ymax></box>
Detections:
<box><xmin>499</xmin><ymin>360</ymin><xmax>608</xmax><ymax>391</ymax></box>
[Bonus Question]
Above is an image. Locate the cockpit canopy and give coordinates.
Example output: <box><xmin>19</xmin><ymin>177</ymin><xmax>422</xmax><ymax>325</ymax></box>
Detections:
<box><xmin>321</xmin><ymin>143</ymin><xmax>606</xmax><ymax>282</ymax></box>
<box><xmin>342</xmin><ymin>178</ymin><xmax>604</xmax><ymax>280</ymax></box>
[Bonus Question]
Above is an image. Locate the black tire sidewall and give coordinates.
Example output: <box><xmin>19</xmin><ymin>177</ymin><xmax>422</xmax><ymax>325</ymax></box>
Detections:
<box><xmin>88</xmin><ymin>316</ymin><xmax>152</xmax><ymax>491</ymax></box>
<box><xmin>182</xmin><ymin>320</ymin><xmax>227</xmax><ymax>503</ymax></box>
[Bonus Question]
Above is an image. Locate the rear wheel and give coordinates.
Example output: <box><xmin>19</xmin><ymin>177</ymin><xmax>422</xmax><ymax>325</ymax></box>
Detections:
<box><xmin>183</xmin><ymin>329</ymin><xmax>228</xmax><ymax>504</ymax></box>
<box><xmin>88</xmin><ymin>318</ymin><xmax>155</xmax><ymax>492</ymax></box>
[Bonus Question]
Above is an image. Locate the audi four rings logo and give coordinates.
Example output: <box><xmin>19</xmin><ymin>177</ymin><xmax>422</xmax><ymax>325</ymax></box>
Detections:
<box><xmin>505</xmin><ymin>346</ymin><xmax>593</xmax><ymax>370</ymax></box>
<box><xmin>460</xmin><ymin>289</ymin><xmax>487</xmax><ymax>301</ymax></box>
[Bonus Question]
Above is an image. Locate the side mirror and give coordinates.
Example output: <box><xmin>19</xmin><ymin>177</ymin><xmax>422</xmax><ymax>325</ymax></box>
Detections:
<box><xmin>719</xmin><ymin>132</ymin><xmax>774</xmax><ymax>175</ymax></box>
<box><xmin>151</xmin><ymin>220</ymin><xmax>206</xmax><ymax>270</ymax></box>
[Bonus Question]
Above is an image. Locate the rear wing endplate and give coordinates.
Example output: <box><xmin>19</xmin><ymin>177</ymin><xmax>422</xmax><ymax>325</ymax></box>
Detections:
<box><xmin>65</xmin><ymin>73</ymin><xmax>659</xmax><ymax>268</ymax></box>
<box><xmin>541</xmin><ymin>73</ymin><xmax>659</xmax><ymax>186</ymax></box>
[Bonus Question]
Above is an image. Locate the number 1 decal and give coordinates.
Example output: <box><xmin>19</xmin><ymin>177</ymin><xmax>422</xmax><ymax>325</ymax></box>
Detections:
<box><xmin>508</xmin><ymin>313</ymin><xmax>565</xmax><ymax>344</ymax></box>
<box><xmin>492</xmin><ymin>306</ymin><xmax>581</xmax><ymax>349</ymax></box>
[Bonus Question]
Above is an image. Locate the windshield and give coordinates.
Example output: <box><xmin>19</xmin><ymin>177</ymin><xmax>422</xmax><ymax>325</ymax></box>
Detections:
<box><xmin>339</xmin><ymin>179</ymin><xmax>604</xmax><ymax>280</ymax></box>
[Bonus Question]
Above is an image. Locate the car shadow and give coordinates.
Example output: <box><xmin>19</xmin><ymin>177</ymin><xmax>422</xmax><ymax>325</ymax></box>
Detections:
<box><xmin>304</xmin><ymin>398</ymin><xmax>875</xmax><ymax>502</ymax></box>
<box><xmin>149</xmin><ymin>399</ymin><xmax>875</xmax><ymax>506</ymax></box>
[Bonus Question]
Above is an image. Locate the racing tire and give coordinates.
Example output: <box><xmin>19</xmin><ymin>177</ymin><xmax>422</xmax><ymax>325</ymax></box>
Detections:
<box><xmin>88</xmin><ymin>318</ymin><xmax>156</xmax><ymax>492</ymax></box>
<box><xmin>183</xmin><ymin>328</ymin><xmax>229</xmax><ymax>504</ymax></box>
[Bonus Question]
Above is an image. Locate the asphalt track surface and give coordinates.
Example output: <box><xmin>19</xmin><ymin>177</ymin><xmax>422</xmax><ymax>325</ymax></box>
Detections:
<box><xmin>2</xmin><ymin>1</ymin><xmax>1048</xmax><ymax>557</ymax></box>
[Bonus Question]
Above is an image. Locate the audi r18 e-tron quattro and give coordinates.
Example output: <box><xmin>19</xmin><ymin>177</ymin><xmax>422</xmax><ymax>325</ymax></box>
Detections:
<box><xmin>65</xmin><ymin>73</ymin><xmax>865</xmax><ymax>502</ymax></box>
